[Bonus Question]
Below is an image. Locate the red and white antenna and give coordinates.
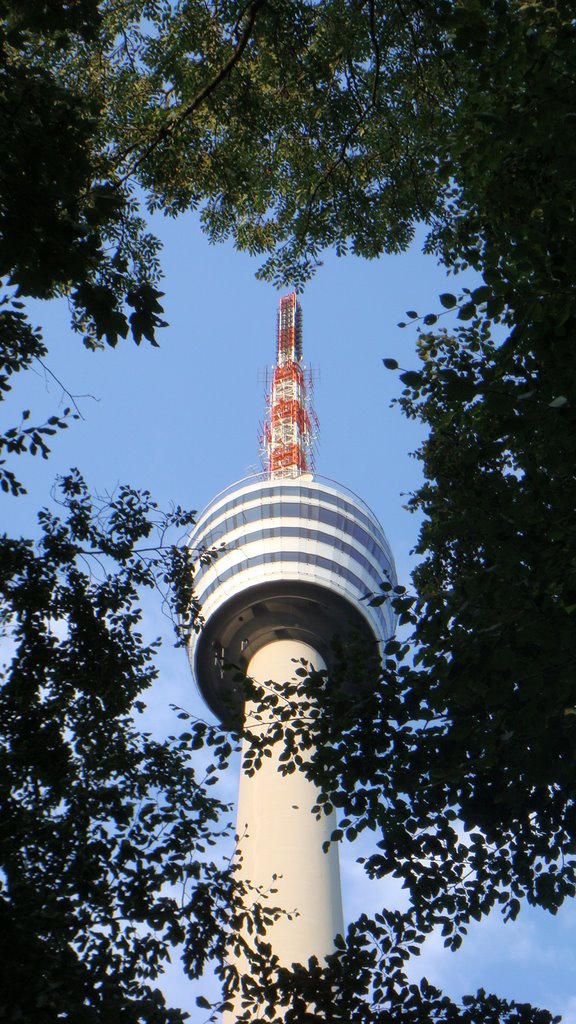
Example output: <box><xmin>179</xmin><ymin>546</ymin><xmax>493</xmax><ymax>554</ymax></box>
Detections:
<box><xmin>261</xmin><ymin>293</ymin><xmax>317</xmax><ymax>479</ymax></box>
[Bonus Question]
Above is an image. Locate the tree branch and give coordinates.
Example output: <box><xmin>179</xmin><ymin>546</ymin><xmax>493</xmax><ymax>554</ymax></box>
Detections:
<box><xmin>119</xmin><ymin>0</ymin><xmax>267</xmax><ymax>180</ymax></box>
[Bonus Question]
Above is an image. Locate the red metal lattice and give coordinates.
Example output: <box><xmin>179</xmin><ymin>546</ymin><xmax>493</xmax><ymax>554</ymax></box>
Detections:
<box><xmin>261</xmin><ymin>294</ymin><xmax>316</xmax><ymax>479</ymax></box>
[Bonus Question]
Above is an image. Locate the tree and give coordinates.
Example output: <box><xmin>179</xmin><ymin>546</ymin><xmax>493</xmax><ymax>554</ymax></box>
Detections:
<box><xmin>1</xmin><ymin>0</ymin><xmax>448</xmax><ymax>336</ymax></box>
<box><xmin>0</xmin><ymin>472</ymin><xmax>238</xmax><ymax>1021</ymax></box>
<box><xmin>1</xmin><ymin>0</ymin><xmax>575</xmax><ymax>1020</ymax></box>
<box><xmin>371</xmin><ymin>0</ymin><xmax>576</xmax><ymax>932</ymax></box>
<box><xmin>0</xmin><ymin>0</ymin><xmax>167</xmax><ymax>349</ymax></box>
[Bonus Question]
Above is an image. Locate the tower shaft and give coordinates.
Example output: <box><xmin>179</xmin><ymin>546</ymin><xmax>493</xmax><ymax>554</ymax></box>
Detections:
<box><xmin>224</xmin><ymin>640</ymin><xmax>343</xmax><ymax>1022</ymax></box>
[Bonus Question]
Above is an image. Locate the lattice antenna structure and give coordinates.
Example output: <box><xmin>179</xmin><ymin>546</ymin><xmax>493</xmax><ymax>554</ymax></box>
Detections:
<box><xmin>260</xmin><ymin>293</ymin><xmax>317</xmax><ymax>479</ymax></box>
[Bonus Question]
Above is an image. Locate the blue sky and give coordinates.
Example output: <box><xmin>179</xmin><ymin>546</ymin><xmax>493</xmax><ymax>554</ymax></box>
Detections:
<box><xmin>6</xmin><ymin>214</ymin><xmax>576</xmax><ymax>1019</ymax></box>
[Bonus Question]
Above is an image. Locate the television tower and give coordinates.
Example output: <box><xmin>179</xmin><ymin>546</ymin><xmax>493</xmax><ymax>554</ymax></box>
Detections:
<box><xmin>187</xmin><ymin>294</ymin><xmax>396</xmax><ymax>1016</ymax></box>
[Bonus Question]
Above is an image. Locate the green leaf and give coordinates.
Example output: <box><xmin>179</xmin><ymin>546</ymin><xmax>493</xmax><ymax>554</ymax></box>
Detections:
<box><xmin>399</xmin><ymin>370</ymin><xmax>422</xmax><ymax>388</ymax></box>
<box><xmin>457</xmin><ymin>302</ymin><xmax>476</xmax><ymax>320</ymax></box>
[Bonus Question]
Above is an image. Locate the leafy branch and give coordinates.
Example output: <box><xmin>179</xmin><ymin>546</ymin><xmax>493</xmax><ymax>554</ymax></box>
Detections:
<box><xmin>119</xmin><ymin>0</ymin><xmax>268</xmax><ymax>180</ymax></box>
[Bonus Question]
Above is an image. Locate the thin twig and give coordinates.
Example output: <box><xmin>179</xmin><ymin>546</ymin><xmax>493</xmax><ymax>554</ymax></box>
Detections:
<box><xmin>368</xmin><ymin>0</ymin><xmax>382</xmax><ymax>105</ymax></box>
<box><xmin>36</xmin><ymin>358</ymin><xmax>99</xmax><ymax>420</ymax></box>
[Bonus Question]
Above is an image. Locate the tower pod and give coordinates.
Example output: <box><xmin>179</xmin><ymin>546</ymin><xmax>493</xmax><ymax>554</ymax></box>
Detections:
<box><xmin>188</xmin><ymin>473</ymin><xmax>396</xmax><ymax>727</ymax></box>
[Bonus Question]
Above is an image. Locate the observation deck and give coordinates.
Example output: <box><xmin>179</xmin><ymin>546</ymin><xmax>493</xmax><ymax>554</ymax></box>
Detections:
<box><xmin>187</xmin><ymin>473</ymin><xmax>397</xmax><ymax>726</ymax></box>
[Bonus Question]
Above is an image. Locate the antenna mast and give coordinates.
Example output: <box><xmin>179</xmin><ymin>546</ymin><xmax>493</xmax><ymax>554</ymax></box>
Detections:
<box><xmin>262</xmin><ymin>293</ymin><xmax>317</xmax><ymax>479</ymax></box>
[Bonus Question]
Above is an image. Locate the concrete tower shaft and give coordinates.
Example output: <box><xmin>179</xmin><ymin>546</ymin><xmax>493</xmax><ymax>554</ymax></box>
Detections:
<box><xmin>236</xmin><ymin>641</ymin><xmax>343</xmax><ymax>968</ymax></box>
